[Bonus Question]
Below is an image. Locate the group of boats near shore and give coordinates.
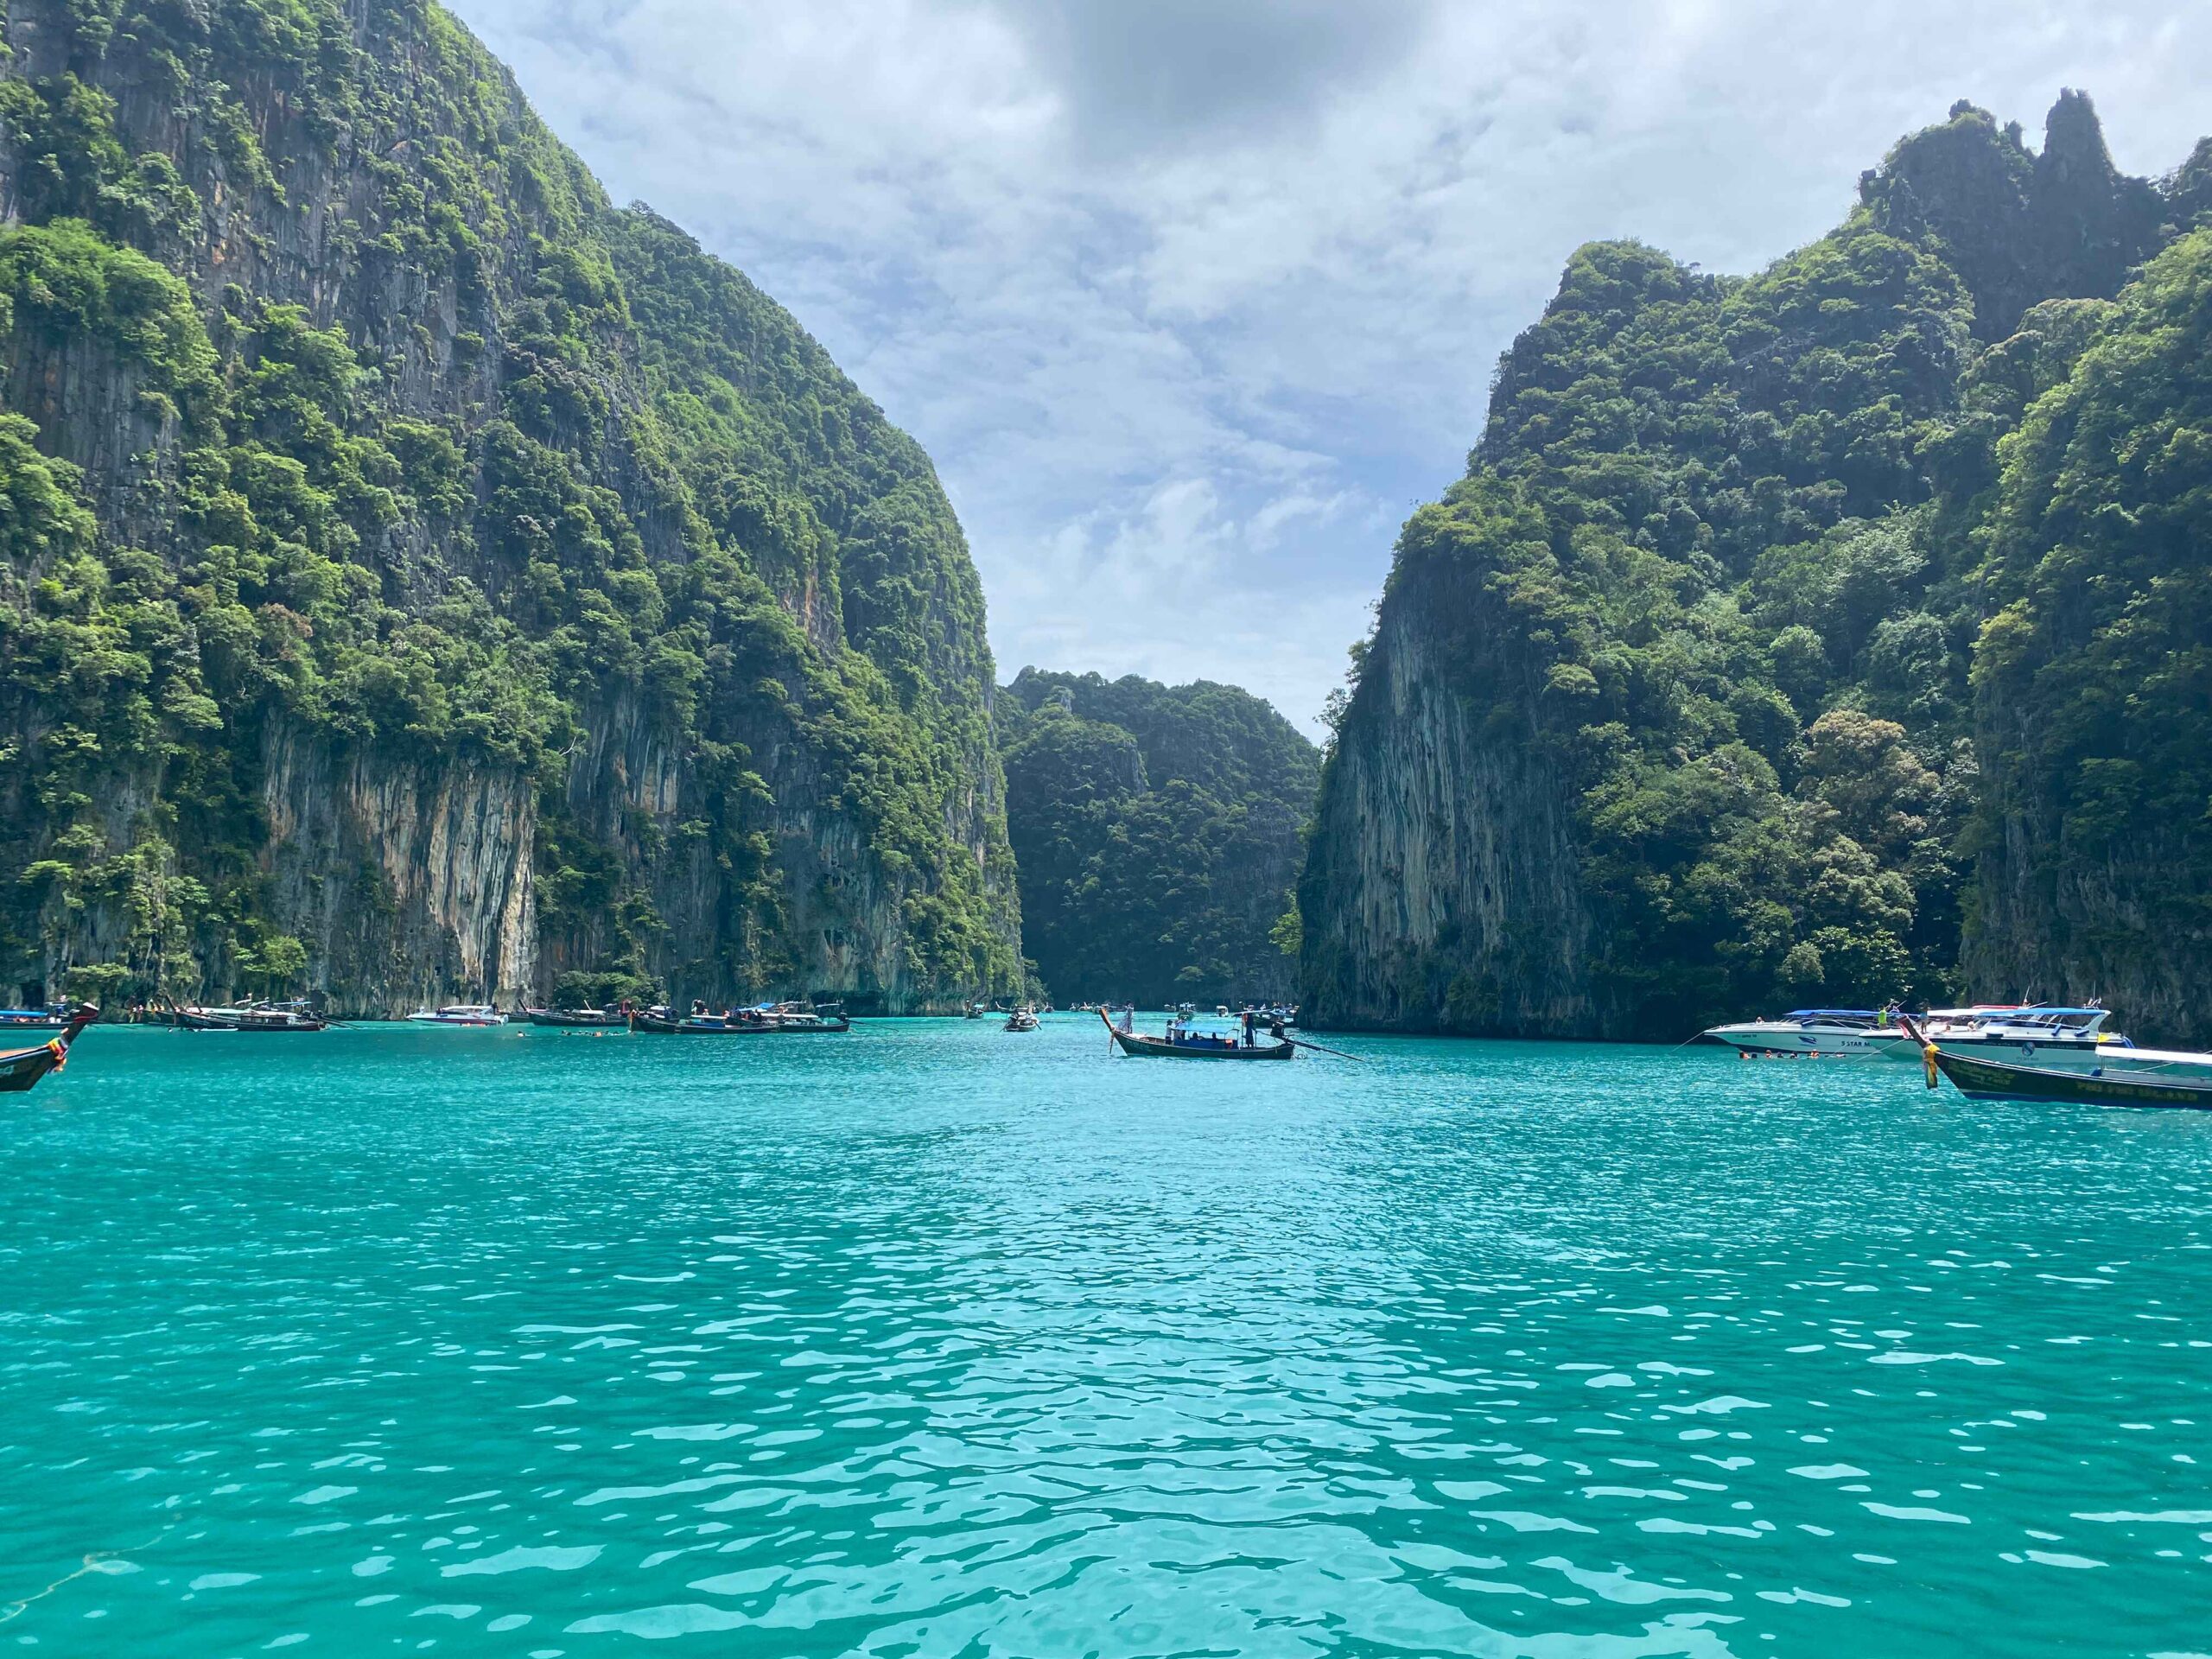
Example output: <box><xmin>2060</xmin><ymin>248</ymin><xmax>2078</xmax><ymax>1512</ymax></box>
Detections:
<box><xmin>148</xmin><ymin>997</ymin><xmax>857</xmax><ymax>1034</ymax></box>
<box><xmin>1703</xmin><ymin>1001</ymin><xmax>2212</xmax><ymax>1109</ymax></box>
<box><xmin>8</xmin><ymin>991</ymin><xmax>2212</xmax><ymax>1109</ymax></box>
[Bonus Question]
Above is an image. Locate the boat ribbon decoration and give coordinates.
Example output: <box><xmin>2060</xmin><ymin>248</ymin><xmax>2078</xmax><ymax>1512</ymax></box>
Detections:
<box><xmin>1897</xmin><ymin>1014</ymin><xmax>1941</xmax><ymax>1089</ymax></box>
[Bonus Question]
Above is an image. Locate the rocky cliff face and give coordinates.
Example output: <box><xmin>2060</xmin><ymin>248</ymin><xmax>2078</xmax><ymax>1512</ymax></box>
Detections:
<box><xmin>1298</xmin><ymin>600</ymin><xmax>1614</xmax><ymax>1036</ymax></box>
<box><xmin>1868</xmin><ymin>92</ymin><xmax>2165</xmax><ymax>340</ymax></box>
<box><xmin>1300</xmin><ymin>93</ymin><xmax>2211</xmax><ymax>1039</ymax></box>
<box><xmin>260</xmin><ymin>715</ymin><xmax>537</xmax><ymax>1007</ymax></box>
<box><xmin>0</xmin><ymin>0</ymin><xmax>1019</xmax><ymax>1013</ymax></box>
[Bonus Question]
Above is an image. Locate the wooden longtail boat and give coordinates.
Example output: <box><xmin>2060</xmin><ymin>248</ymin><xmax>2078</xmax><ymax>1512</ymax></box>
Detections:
<box><xmin>1901</xmin><ymin>1015</ymin><xmax>2212</xmax><ymax>1109</ymax></box>
<box><xmin>1099</xmin><ymin>1007</ymin><xmax>1294</xmax><ymax>1060</ymax></box>
<box><xmin>768</xmin><ymin>1003</ymin><xmax>850</xmax><ymax>1033</ymax></box>
<box><xmin>0</xmin><ymin>1003</ymin><xmax>99</xmax><ymax>1092</ymax></box>
<box><xmin>631</xmin><ymin>1003</ymin><xmax>851</xmax><ymax>1035</ymax></box>
<box><xmin>632</xmin><ymin>1005</ymin><xmax>777</xmax><ymax>1034</ymax></box>
<box><xmin>175</xmin><ymin>1000</ymin><xmax>327</xmax><ymax>1031</ymax></box>
<box><xmin>524</xmin><ymin>1007</ymin><xmax>627</xmax><ymax>1028</ymax></box>
<box><xmin>1926</xmin><ymin>1045</ymin><xmax>2212</xmax><ymax>1109</ymax></box>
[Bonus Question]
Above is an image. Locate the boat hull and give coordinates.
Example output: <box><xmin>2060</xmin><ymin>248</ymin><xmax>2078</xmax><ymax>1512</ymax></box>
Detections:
<box><xmin>1930</xmin><ymin>1046</ymin><xmax>2212</xmax><ymax>1109</ymax></box>
<box><xmin>0</xmin><ymin>1004</ymin><xmax>99</xmax><ymax>1092</ymax></box>
<box><xmin>524</xmin><ymin>1010</ymin><xmax>627</xmax><ymax>1028</ymax></box>
<box><xmin>1707</xmin><ymin>1027</ymin><xmax>1919</xmax><ymax>1058</ymax></box>
<box><xmin>1709</xmin><ymin>1027</ymin><xmax>2127</xmax><ymax>1066</ymax></box>
<box><xmin>0</xmin><ymin>1040</ymin><xmax>66</xmax><ymax>1090</ymax></box>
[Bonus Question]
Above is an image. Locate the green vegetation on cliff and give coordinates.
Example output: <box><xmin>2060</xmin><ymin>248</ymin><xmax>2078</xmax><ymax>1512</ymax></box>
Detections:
<box><xmin>998</xmin><ymin>669</ymin><xmax>1317</xmax><ymax>1006</ymax></box>
<box><xmin>1966</xmin><ymin>226</ymin><xmax>2212</xmax><ymax>1014</ymax></box>
<box><xmin>0</xmin><ymin>0</ymin><xmax>1018</xmax><ymax>1010</ymax></box>
<box><xmin>1303</xmin><ymin>94</ymin><xmax>2212</xmax><ymax>1040</ymax></box>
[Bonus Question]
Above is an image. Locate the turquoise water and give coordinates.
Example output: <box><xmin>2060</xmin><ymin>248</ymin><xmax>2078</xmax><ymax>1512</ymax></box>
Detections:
<box><xmin>3</xmin><ymin>1019</ymin><xmax>2209</xmax><ymax>1656</ymax></box>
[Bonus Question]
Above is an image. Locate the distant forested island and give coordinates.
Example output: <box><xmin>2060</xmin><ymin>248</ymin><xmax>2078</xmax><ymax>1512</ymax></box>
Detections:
<box><xmin>1300</xmin><ymin>93</ymin><xmax>2212</xmax><ymax>1042</ymax></box>
<box><xmin>998</xmin><ymin>670</ymin><xmax>1316</xmax><ymax>1007</ymax></box>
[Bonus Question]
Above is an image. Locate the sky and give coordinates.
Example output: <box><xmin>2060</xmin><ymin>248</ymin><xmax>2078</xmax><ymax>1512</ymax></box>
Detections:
<box><xmin>448</xmin><ymin>0</ymin><xmax>2209</xmax><ymax>734</ymax></box>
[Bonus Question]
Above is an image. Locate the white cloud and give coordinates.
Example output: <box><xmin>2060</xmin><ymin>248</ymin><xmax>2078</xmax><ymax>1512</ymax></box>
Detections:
<box><xmin>450</xmin><ymin>0</ymin><xmax>2210</xmax><ymax>734</ymax></box>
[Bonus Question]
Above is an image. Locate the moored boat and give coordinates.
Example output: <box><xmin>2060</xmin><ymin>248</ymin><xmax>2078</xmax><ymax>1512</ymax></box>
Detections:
<box><xmin>524</xmin><ymin>1007</ymin><xmax>627</xmax><ymax>1028</ymax></box>
<box><xmin>766</xmin><ymin>1001</ymin><xmax>850</xmax><ymax>1033</ymax></box>
<box><xmin>1901</xmin><ymin>1016</ymin><xmax>2212</xmax><ymax>1109</ymax></box>
<box><xmin>1912</xmin><ymin>1005</ymin><xmax>2132</xmax><ymax>1066</ymax></box>
<box><xmin>630</xmin><ymin>1001</ymin><xmax>850</xmax><ymax>1034</ymax></box>
<box><xmin>174</xmin><ymin>998</ymin><xmax>328</xmax><ymax>1032</ymax></box>
<box><xmin>407</xmin><ymin>1005</ymin><xmax>507</xmax><ymax>1026</ymax></box>
<box><xmin>1004</xmin><ymin>1007</ymin><xmax>1039</xmax><ymax>1032</ymax></box>
<box><xmin>1704</xmin><ymin>1002</ymin><xmax>2131</xmax><ymax>1065</ymax></box>
<box><xmin>221</xmin><ymin>1002</ymin><xmax>326</xmax><ymax>1032</ymax></box>
<box><xmin>632</xmin><ymin>1002</ymin><xmax>776</xmax><ymax>1034</ymax></box>
<box><xmin>1099</xmin><ymin>1007</ymin><xmax>1294</xmax><ymax>1060</ymax></box>
<box><xmin>0</xmin><ymin>1004</ymin><xmax>78</xmax><ymax>1033</ymax></box>
<box><xmin>1701</xmin><ymin>1007</ymin><xmax>1918</xmax><ymax>1058</ymax></box>
<box><xmin>0</xmin><ymin>1002</ymin><xmax>99</xmax><ymax>1092</ymax></box>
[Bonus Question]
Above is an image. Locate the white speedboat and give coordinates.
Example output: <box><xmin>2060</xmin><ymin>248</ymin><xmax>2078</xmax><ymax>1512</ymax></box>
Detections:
<box><xmin>1705</xmin><ymin>1003</ymin><xmax>2132</xmax><ymax>1065</ymax></box>
<box><xmin>406</xmin><ymin>1004</ymin><xmax>506</xmax><ymax>1026</ymax></box>
<box><xmin>1702</xmin><ymin>1007</ymin><xmax>1919</xmax><ymax>1058</ymax></box>
<box><xmin>1914</xmin><ymin>1005</ymin><xmax>2133</xmax><ymax>1067</ymax></box>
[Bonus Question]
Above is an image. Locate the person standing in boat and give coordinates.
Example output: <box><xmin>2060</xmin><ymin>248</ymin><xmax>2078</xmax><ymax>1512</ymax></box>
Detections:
<box><xmin>1241</xmin><ymin>1009</ymin><xmax>1256</xmax><ymax>1049</ymax></box>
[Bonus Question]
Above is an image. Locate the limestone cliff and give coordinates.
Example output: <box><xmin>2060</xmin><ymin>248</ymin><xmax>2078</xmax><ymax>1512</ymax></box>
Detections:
<box><xmin>1300</xmin><ymin>94</ymin><xmax>2210</xmax><ymax>1039</ymax></box>
<box><xmin>1298</xmin><ymin>595</ymin><xmax>1615</xmax><ymax>1037</ymax></box>
<box><xmin>0</xmin><ymin>0</ymin><xmax>1019</xmax><ymax>1013</ymax></box>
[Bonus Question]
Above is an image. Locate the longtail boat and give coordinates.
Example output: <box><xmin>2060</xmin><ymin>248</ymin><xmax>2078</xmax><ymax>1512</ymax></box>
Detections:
<box><xmin>632</xmin><ymin>1004</ymin><xmax>776</xmax><ymax>1034</ymax></box>
<box><xmin>631</xmin><ymin>1002</ymin><xmax>851</xmax><ymax>1035</ymax></box>
<box><xmin>1900</xmin><ymin>1014</ymin><xmax>2212</xmax><ymax>1109</ymax></box>
<box><xmin>524</xmin><ymin>1007</ymin><xmax>627</xmax><ymax>1028</ymax></box>
<box><xmin>1099</xmin><ymin>1007</ymin><xmax>1294</xmax><ymax>1060</ymax></box>
<box><xmin>0</xmin><ymin>1002</ymin><xmax>99</xmax><ymax>1092</ymax></box>
<box><xmin>766</xmin><ymin>1001</ymin><xmax>850</xmax><ymax>1033</ymax></box>
<box><xmin>175</xmin><ymin>999</ymin><xmax>327</xmax><ymax>1032</ymax></box>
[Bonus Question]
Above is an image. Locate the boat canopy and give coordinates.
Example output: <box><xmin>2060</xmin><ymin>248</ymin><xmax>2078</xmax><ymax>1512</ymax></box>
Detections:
<box><xmin>1931</xmin><ymin>1005</ymin><xmax>2109</xmax><ymax>1027</ymax></box>
<box><xmin>1783</xmin><ymin>1008</ymin><xmax>1882</xmax><ymax>1020</ymax></box>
